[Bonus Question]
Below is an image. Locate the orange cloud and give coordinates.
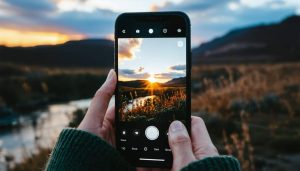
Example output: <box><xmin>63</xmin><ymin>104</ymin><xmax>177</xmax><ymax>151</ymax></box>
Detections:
<box><xmin>118</xmin><ymin>38</ymin><xmax>142</xmax><ymax>60</ymax></box>
<box><xmin>150</xmin><ymin>1</ymin><xmax>172</xmax><ymax>12</ymax></box>
<box><xmin>0</xmin><ymin>28</ymin><xmax>84</xmax><ymax>47</ymax></box>
<box><xmin>105</xmin><ymin>33</ymin><xmax>114</xmax><ymax>41</ymax></box>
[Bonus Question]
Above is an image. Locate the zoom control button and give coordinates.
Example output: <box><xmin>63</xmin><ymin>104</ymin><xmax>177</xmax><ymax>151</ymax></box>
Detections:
<box><xmin>145</xmin><ymin>126</ymin><xmax>159</xmax><ymax>140</ymax></box>
<box><xmin>121</xmin><ymin>130</ymin><xmax>126</xmax><ymax>136</ymax></box>
<box><xmin>154</xmin><ymin>148</ymin><xmax>160</xmax><ymax>151</ymax></box>
<box><xmin>131</xmin><ymin>147</ymin><xmax>138</xmax><ymax>151</ymax></box>
<box><xmin>133</xmin><ymin>130</ymin><xmax>140</xmax><ymax>136</ymax></box>
<box><xmin>164</xmin><ymin>148</ymin><xmax>171</xmax><ymax>152</ymax></box>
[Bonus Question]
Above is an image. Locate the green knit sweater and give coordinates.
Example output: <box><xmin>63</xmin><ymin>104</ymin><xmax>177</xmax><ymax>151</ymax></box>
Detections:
<box><xmin>45</xmin><ymin>129</ymin><xmax>240</xmax><ymax>171</ymax></box>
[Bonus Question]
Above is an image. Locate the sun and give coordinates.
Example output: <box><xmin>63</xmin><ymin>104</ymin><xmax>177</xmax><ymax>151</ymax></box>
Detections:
<box><xmin>147</xmin><ymin>74</ymin><xmax>156</xmax><ymax>83</ymax></box>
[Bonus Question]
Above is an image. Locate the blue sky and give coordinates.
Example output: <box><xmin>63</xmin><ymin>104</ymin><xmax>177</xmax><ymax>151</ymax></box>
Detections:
<box><xmin>118</xmin><ymin>38</ymin><xmax>186</xmax><ymax>83</ymax></box>
<box><xmin>0</xmin><ymin>0</ymin><xmax>299</xmax><ymax>47</ymax></box>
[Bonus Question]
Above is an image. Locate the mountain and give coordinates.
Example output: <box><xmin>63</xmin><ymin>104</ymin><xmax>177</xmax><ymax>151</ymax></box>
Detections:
<box><xmin>163</xmin><ymin>77</ymin><xmax>186</xmax><ymax>87</ymax></box>
<box><xmin>192</xmin><ymin>15</ymin><xmax>300</xmax><ymax>64</ymax></box>
<box><xmin>119</xmin><ymin>80</ymin><xmax>150</xmax><ymax>88</ymax></box>
<box><xmin>2</xmin><ymin>16</ymin><xmax>298</xmax><ymax>67</ymax></box>
<box><xmin>0</xmin><ymin>39</ymin><xmax>114</xmax><ymax>68</ymax></box>
<box><xmin>119</xmin><ymin>77</ymin><xmax>186</xmax><ymax>88</ymax></box>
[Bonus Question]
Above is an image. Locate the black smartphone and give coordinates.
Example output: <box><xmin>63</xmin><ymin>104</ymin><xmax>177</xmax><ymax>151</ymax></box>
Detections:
<box><xmin>114</xmin><ymin>12</ymin><xmax>191</xmax><ymax>168</ymax></box>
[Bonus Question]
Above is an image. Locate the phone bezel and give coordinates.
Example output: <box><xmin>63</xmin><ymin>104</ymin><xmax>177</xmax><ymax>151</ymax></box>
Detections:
<box><xmin>114</xmin><ymin>11</ymin><xmax>191</xmax><ymax>168</ymax></box>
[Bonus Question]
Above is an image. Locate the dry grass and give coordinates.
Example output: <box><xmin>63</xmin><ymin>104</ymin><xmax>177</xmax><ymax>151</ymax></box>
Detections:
<box><xmin>119</xmin><ymin>87</ymin><xmax>186</xmax><ymax>121</ymax></box>
<box><xmin>192</xmin><ymin>63</ymin><xmax>300</xmax><ymax>117</ymax></box>
<box><xmin>192</xmin><ymin>63</ymin><xmax>300</xmax><ymax>171</ymax></box>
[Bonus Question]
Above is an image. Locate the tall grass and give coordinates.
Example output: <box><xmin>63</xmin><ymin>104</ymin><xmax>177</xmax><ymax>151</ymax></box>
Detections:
<box><xmin>192</xmin><ymin>63</ymin><xmax>300</xmax><ymax>170</ymax></box>
<box><xmin>119</xmin><ymin>87</ymin><xmax>186</xmax><ymax>122</ymax></box>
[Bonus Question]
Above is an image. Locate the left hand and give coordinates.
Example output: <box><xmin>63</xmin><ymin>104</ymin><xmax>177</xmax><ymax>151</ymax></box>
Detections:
<box><xmin>78</xmin><ymin>69</ymin><xmax>117</xmax><ymax>146</ymax></box>
<box><xmin>78</xmin><ymin>70</ymin><xmax>165</xmax><ymax>171</ymax></box>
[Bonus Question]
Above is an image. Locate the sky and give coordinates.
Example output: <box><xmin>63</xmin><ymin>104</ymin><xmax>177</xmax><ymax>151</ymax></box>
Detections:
<box><xmin>0</xmin><ymin>0</ymin><xmax>299</xmax><ymax>47</ymax></box>
<box><xmin>118</xmin><ymin>38</ymin><xmax>186</xmax><ymax>83</ymax></box>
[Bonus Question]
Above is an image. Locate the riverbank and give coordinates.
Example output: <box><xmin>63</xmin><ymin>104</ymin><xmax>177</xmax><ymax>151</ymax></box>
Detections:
<box><xmin>0</xmin><ymin>99</ymin><xmax>91</xmax><ymax>166</ymax></box>
<box><xmin>0</xmin><ymin>63</ymin><xmax>107</xmax><ymax>128</ymax></box>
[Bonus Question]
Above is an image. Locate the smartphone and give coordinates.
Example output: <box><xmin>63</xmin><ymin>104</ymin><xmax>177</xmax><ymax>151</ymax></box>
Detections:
<box><xmin>114</xmin><ymin>12</ymin><xmax>191</xmax><ymax>168</ymax></box>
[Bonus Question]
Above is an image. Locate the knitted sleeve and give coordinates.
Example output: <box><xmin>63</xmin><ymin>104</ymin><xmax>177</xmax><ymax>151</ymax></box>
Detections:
<box><xmin>45</xmin><ymin>128</ymin><xmax>133</xmax><ymax>171</ymax></box>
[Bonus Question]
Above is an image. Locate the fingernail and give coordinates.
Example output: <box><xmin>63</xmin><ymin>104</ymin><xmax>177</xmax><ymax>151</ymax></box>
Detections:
<box><xmin>106</xmin><ymin>69</ymin><xmax>114</xmax><ymax>82</ymax></box>
<box><xmin>170</xmin><ymin>121</ymin><xmax>184</xmax><ymax>132</ymax></box>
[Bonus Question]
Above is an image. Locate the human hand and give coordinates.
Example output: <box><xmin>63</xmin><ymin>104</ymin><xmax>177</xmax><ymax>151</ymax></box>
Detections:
<box><xmin>167</xmin><ymin>117</ymin><xmax>219</xmax><ymax>171</ymax></box>
<box><xmin>78</xmin><ymin>69</ymin><xmax>219</xmax><ymax>171</ymax></box>
<box><xmin>78</xmin><ymin>69</ymin><xmax>117</xmax><ymax>146</ymax></box>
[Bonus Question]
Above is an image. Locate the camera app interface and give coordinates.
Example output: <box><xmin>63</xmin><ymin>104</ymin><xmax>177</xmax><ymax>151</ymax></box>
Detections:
<box><xmin>117</xmin><ymin>37</ymin><xmax>186</xmax><ymax>164</ymax></box>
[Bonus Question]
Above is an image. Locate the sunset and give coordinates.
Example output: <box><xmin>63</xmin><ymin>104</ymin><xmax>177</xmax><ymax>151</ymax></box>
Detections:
<box><xmin>147</xmin><ymin>74</ymin><xmax>156</xmax><ymax>83</ymax></box>
<box><xmin>117</xmin><ymin>37</ymin><xmax>187</xmax><ymax>123</ymax></box>
<box><xmin>118</xmin><ymin>38</ymin><xmax>186</xmax><ymax>83</ymax></box>
<box><xmin>0</xmin><ymin>28</ymin><xmax>84</xmax><ymax>47</ymax></box>
<box><xmin>1</xmin><ymin>0</ymin><xmax>300</xmax><ymax>47</ymax></box>
<box><xmin>1</xmin><ymin>0</ymin><xmax>300</xmax><ymax>171</ymax></box>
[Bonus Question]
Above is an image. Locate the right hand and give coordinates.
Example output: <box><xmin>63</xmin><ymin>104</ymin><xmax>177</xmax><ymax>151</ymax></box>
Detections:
<box><xmin>168</xmin><ymin>116</ymin><xmax>219</xmax><ymax>171</ymax></box>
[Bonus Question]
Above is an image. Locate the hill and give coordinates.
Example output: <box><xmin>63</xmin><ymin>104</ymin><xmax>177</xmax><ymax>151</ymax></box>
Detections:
<box><xmin>0</xmin><ymin>39</ymin><xmax>114</xmax><ymax>68</ymax></box>
<box><xmin>163</xmin><ymin>77</ymin><xmax>186</xmax><ymax>87</ymax></box>
<box><xmin>192</xmin><ymin>15</ymin><xmax>300</xmax><ymax>64</ymax></box>
<box><xmin>119</xmin><ymin>77</ymin><xmax>186</xmax><ymax>88</ymax></box>
<box><xmin>119</xmin><ymin>80</ymin><xmax>150</xmax><ymax>88</ymax></box>
<box><xmin>1</xmin><ymin>15</ymin><xmax>299</xmax><ymax>67</ymax></box>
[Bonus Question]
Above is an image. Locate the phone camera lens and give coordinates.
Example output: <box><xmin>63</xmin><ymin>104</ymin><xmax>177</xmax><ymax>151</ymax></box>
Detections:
<box><xmin>148</xmin><ymin>28</ymin><xmax>153</xmax><ymax>34</ymax></box>
<box><xmin>163</xmin><ymin>28</ymin><xmax>167</xmax><ymax>33</ymax></box>
<box><xmin>177</xmin><ymin>28</ymin><xmax>182</xmax><ymax>33</ymax></box>
<box><xmin>136</xmin><ymin>29</ymin><xmax>140</xmax><ymax>33</ymax></box>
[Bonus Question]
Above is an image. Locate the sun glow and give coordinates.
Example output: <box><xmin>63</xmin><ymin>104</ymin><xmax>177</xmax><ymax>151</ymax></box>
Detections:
<box><xmin>0</xmin><ymin>28</ymin><xmax>84</xmax><ymax>47</ymax></box>
<box><xmin>147</xmin><ymin>74</ymin><xmax>156</xmax><ymax>83</ymax></box>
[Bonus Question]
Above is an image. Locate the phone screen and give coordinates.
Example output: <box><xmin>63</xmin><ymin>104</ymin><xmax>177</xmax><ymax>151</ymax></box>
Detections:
<box><xmin>115</xmin><ymin>12</ymin><xmax>190</xmax><ymax>168</ymax></box>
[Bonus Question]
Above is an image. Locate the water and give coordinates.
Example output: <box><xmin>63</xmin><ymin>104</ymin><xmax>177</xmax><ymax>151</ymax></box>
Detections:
<box><xmin>123</xmin><ymin>95</ymin><xmax>156</xmax><ymax>113</ymax></box>
<box><xmin>0</xmin><ymin>99</ymin><xmax>91</xmax><ymax>163</ymax></box>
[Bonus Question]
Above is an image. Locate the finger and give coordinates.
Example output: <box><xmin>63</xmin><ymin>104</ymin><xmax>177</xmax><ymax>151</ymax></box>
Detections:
<box><xmin>168</xmin><ymin>121</ymin><xmax>196</xmax><ymax>171</ymax></box>
<box><xmin>191</xmin><ymin>116</ymin><xmax>219</xmax><ymax>159</ymax></box>
<box><xmin>85</xmin><ymin>69</ymin><xmax>116</xmax><ymax>126</ymax></box>
<box><xmin>102</xmin><ymin>105</ymin><xmax>116</xmax><ymax>146</ymax></box>
<box><xmin>103</xmin><ymin>104</ymin><xmax>115</xmax><ymax>127</ymax></box>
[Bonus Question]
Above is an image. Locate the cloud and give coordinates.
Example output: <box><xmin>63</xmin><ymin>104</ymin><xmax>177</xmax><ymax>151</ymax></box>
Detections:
<box><xmin>48</xmin><ymin>9</ymin><xmax>117</xmax><ymax>37</ymax></box>
<box><xmin>0</xmin><ymin>0</ymin><xmax>299</xmax><ymax>47</ymax></box>
<box><xmin>161</xmin><ymin>0</ymin><xmax>228</xmax><ymax>12</ymax></box>
<box><xmin>155</xmin><ymin>72</ymin><xmax>185</xmax><ymax>79</ymax></box>
<box><xmin>119</xmin><ymin>69</ymin><xmax>150</xmax><ymax>80</ymax></box>
<box><xmin>158</xmin><ymin>0</ymin><xmax>298</xmax><ymax>46</ymax></box>
<box><xmin>118</xmin><ymin>38</ymin><xmax>143</xmax><ymax>60</ymax></box>
<box><xmin>119</xmin><ymin>69</ymin><xmax>135</xmax><ymax>75</ymax></box>
<box><xmin>3</xmin><ymin>0</ymin><xmax>55</xmax><ymax>14</ymax></box>
<box><xmin>0</xmin><ymin>2</ymin><xmax>117</xmax><ymax>38</ymax></box>
<box><xmin>169</xmin><ymin>64</ymin><xmax>186</xmax><ymax>71</ymax></box>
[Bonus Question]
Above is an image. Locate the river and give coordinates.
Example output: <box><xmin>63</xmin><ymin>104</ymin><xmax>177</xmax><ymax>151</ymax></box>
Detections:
<box><xmin>123</xmin><ymin>95</ymin><xmax>156</xmax><ymax>113</ymax></box>
<box><xmin>0</xmin><ymin>99</ymin><xmax>92</xmax><ymax>163</ymax></box>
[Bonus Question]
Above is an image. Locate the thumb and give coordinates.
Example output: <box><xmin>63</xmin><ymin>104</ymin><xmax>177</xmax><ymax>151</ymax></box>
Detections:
<box><xmin>168</xmin><ymin>121</ymin><xmax>196</xmax><ymax>171</ymax></box>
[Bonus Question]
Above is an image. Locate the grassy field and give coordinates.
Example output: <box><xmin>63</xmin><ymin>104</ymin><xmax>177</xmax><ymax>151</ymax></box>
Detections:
<box><xmin>191</xmin><ymin>63</ymin><xmax>300</xmax><ymax>171</ymax></box>
<box><xmin>4</xmin><ymin>62</ymin><xmax>300</xmax><ymax>171</ymax></box>
<box><xmin>0</xmin><ymin>63</ymin><xmax>108</xmax><ymax>114</ymax></box>
<box><xmin>118</xmin><ymin>85</ymin><xmax>186</xmax><ymax>122</ymax></box>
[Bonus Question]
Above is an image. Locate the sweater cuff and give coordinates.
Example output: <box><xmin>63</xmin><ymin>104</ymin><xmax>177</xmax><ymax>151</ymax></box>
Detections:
<box><xmin>45</xmin><ymin>128</ymin><xmax>132</xmax><ymax>171</ymax></box>
<box><xmin>181</xmin><ymin>156</ymin><xmax>241</xmax><ymax>171</ymax></box>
